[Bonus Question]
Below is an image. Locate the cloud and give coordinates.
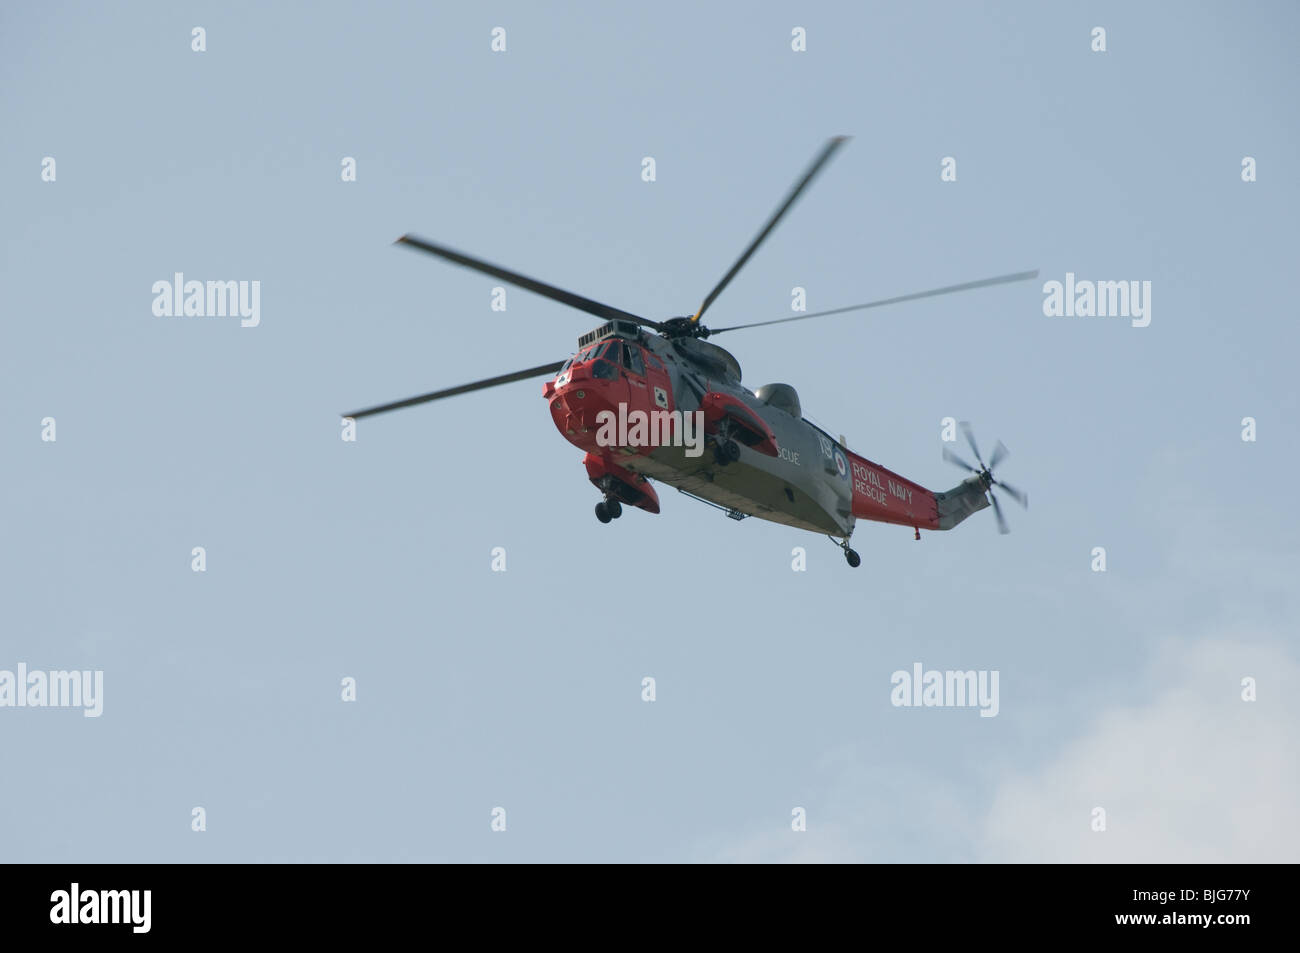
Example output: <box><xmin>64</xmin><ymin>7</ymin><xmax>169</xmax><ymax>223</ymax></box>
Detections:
<box><xmin>979</xmin><ymin>635</ymin><xmax>1300</xmax><ymax>862</ymax></box>
<box><xmin>711</xmin><ymin>824</ymin><xmax>862</xmax><ymax>864</ymax></box>
<box><xmin>704</xmin><ymin>635</ymin><xmax>1298</xmax><ymax>863</ymax></box>
<box><xmin>701</xmin><ymin>485</ymin><xmax>1300</xmax><ymax>864</ymax></box>
<box><xmin>700</xmin><ymin>751</ymin><xmax>979</xmax><ymax>864</ymax></box>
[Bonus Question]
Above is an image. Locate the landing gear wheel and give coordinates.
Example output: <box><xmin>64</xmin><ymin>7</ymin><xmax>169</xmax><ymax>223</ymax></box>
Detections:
<box><xmin>714</xmin><ymin>439</ymin><xmax>740</xmax><ymax>466</ymax></box>
<box><xmin>595</xmin><ymin>501</ymin><xmax>612</xmax><ymax>523</ymax></box>
<box><xmin>845</xmin><ymin>548</ymin><xmax>861</xmax><ymax>568</ymax></box>
<box><xmin>606</xmin><ymin>499</ymin><xmax>623</xmax><ymax>519</ymax></box>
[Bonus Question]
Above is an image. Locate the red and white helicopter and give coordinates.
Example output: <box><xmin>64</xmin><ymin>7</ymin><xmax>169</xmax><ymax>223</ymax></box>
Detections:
<box><xmin>347</xmin><ymin>138</ymin><xmax>1032</xmax><ymax>566</ymax></box>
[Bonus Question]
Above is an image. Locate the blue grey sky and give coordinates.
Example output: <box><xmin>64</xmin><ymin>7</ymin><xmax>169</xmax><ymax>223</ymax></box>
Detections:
<box><xmin>2</xmin><ymin>1</ymin><xmax>1296</xmax><ymax>862</ymax></box>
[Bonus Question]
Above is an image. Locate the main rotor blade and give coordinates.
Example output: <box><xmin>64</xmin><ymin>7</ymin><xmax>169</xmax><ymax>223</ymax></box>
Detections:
<box><xmin>692</xmin><ymin>136</ymin><xmax>849</xmax><ymax>324</ymax></box>
<box><xmin>708</xmin><ymin>269</ymin><xmax>1040</xmax><ymax>334</ymax></box>
<box><xmin>395</xmin><ymin>235</ymin><xmax>663</xmax><ymax>332</ymax></box>
<box><xmin>344</xmin><ymin>360</ymin><xmax>565</xmax><ymax>420</ymax></box>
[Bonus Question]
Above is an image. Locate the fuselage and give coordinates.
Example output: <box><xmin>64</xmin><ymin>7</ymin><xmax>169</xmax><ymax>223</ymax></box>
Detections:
<box><xmin>543</xmin><ymin>321</ymin><xmax>985</xmax><ymax>539</ymax></box>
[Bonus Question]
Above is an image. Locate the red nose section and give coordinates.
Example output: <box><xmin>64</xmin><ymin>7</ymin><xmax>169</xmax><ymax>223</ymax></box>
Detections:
<box><xmin>545</xmin><ymin>363</ymin><xmax>621</xmax><ymax>452</ymax></box>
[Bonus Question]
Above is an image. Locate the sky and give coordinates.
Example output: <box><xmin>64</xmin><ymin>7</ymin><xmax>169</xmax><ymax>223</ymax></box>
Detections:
<box><xmin>1</xmin><ymin>1</ymin><xmax>1296</xmax><ymax>862</ymax></box>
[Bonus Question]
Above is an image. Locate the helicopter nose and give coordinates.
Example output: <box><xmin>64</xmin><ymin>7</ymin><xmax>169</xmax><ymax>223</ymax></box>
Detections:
<box><xmin>547</xmin><ymin>373</ymin><xmax>618</xmax><ymax>446</ymax></box>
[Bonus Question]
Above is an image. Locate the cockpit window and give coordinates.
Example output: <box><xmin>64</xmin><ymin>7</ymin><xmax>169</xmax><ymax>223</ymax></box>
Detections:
<box><xmin>576</xmin><ymin>339</ymin><xmax>651</xmax><ymax>377</ymax></box>
<box><xmin>621</xmin><ymin>343</ymin><xmax>645</xmax><ymax>376</ymax></box>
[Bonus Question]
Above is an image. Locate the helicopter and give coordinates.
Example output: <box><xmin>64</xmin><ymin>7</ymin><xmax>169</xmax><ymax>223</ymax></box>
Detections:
<box><xmin>346</xmin><ymin>137</ymin><xmax>1032</xmax><ymax>567</ymax></box>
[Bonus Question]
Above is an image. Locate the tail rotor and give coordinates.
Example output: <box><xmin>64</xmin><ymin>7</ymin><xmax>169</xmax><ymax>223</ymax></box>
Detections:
<box><xmin>943</xmin><ymin>422</ymin><xmax>1028</xmax><ymax>534</ymax></box>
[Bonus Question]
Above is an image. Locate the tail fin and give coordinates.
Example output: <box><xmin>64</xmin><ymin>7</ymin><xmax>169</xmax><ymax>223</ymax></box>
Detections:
<box><xmin>933</xmin><ymin>475</ymin><xmax>991</xmax><ymax>530</ymax></box>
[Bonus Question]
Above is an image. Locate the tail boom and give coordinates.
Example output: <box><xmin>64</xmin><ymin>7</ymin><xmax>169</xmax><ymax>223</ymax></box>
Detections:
<box><xmin>845</xmin><ymin>451</ymin><xmax>991</xmax><ymax>532</ymax></box>
<box><xmin>845</xmin><ymin>451</ymin><xmax>940</xmax><ymax>530</ymax></box>
<box><xmin>934</xmin><ymin>475</ymin><xmax>991</xmax><ymax>530</ymax></box>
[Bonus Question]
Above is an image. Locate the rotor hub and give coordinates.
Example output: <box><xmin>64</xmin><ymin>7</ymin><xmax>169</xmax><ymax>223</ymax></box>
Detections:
<box><xmin>660</xmin><ymin>317</ymin><xmax>711</xmax><ymax>340</ymax></box>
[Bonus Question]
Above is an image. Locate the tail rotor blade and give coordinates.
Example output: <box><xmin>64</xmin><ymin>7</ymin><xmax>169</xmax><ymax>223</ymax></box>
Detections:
<box><xmin>960</xmin><ymin>421</ymin><xmax>986</xmax><ymax>470</ymax></box>
<box><xmin>994</xmin><ymin>480</ymin><xmax>1028</xmax><ymax>508</ymax></box>
<box><xmin>942</xmin><ymin>446</ymin><xmax>978</xmax><ymax>473</ymax></box>
<box><xmin>993</xmin><ymin>494</ymin><xmax>1013</xmax><ymax>530</ymax></box>
<box><xmin>947</xmin><ymin>423</ymin><xmax>1027</xmax><ymax>532</ymax></box>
